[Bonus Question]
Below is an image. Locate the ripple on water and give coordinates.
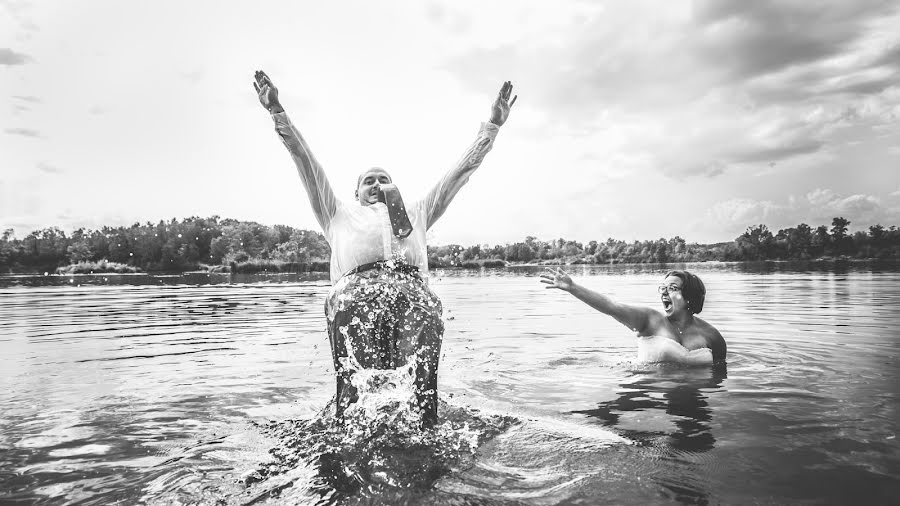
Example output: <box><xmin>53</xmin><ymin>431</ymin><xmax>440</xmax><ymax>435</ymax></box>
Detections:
<box><xmin>2</xmin><ymin>267</ymin><xmax>900</xmax><ymax>504</ymax></box>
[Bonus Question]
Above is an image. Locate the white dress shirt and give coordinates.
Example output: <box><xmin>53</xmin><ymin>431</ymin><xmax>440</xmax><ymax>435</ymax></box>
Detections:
<box><xmin>272</xmin><ymin>112</ymin><xmax>500</xmax><ymax>283</ymax></box>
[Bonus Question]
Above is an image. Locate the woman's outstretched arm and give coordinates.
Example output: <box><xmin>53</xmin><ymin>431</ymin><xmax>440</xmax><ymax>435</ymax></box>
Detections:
<box><xmin>541</xmin><ymin>268</ymin><xmax>659</xmax><ymax>336</ymax></box>
<box><xmin>254</xmin><ymin>70</ymin><xmax>338</xmax><ymax>231</ymax></box>
<box><xmin>423</xmin><ymin>81</ymin><xmax>517</xmax><ymax>230</ymax></box>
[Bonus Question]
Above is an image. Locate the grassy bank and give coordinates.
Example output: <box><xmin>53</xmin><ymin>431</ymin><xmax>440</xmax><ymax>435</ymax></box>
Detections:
<box><xmin>229</xmin><ymin>259</ymin><xmax>329</xmax><ymax>274</ymax></box>
<box><xmin>56</xmin><ymin>260</ymin><xmax>143</xmax><ymax>275</ymax></box>
<box><xmin>428</xmin><ymin>259</ymin><xmax>508</xmax><ymax>269</ymax></box>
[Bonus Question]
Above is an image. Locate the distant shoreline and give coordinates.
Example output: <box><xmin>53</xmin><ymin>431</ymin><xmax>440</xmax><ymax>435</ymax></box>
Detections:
<box><xmin>2</xmin><ymin>216</ymin><xmax>897</xmax><ymax>276</ymax></box>
<box><xmin>3</xmin><ymin>256</ymin><xmax>896</xmax><ymax>278</ymax></box>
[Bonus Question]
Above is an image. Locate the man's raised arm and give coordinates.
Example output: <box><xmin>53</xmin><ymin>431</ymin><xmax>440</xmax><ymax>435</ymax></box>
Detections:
<box><xmin>254</xmin><ymin>70</ymin><xmax>338</xmax><ymax>231</ymax></box>
<box><xmin>423</xmin><ymin>81</ymin><xmax>516</xmax><ymax>230</ymax></box>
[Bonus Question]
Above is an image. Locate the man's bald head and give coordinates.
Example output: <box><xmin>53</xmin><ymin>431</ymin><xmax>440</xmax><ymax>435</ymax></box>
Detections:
<box><xmin>355</xmin><ymin>167</ymin><xmax>393</xmax><ymax>206</ymax></box>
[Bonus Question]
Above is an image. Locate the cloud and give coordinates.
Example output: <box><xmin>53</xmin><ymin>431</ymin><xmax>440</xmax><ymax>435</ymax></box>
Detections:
<box><xmin>740</xmin><ymin>45</ymin><xmax>900</xmax><ymax>107</ymax></box>
<box><xmin>440</xmin><ymin>1</ymin><xmax>900</xmax><ymax>178</ymax></box>
<box><xmin>706</xmin><ymin>188</ymin><xmax>899</xmax><ymax>238</ymax></box>
<box><xmin>804</xmin><ymin>188</ymin><xmax>885</xmax><ymax>223</ymax></box>
<box><xmin>0</xmin><ymin>47</ymin><xmax>32</xmax><ymax>65</ymax></box>
<box><xmin>444</xmin><ymin>2</ymin><xmax>899</xmax><ymax>111</ymax></box>
<box><xmin>4</xmin><ymin>127</ymin><xmax>42</xmax><ymax>138</ymax></box>
<box><xmin>10</xmin><ymin>95</ymin><xmax>41</xmax><ymax>115</ymax></box>
<box><xmin>690</xmin><ymin>0</ymin><xmax>896</xmax><ymax>80</ymax></box>
<box><xmin>178</xmin><ymin>67</ymin><xmax>206</xmax><ymax>83</ymax></box>
<box><xmin>806</xmin><ymin>188</ymin><xmax>838</xmax><ymax>207</ymax></box>
<box><xmin>36</xmin><ymin>162</ymin><xmax>63</xmax><ymax>174</ymax></box>
<box><xmin>424</xmin><ymin>2</ymin><xmax>471</xmax><ymax>34</ymax></box>
<box><xmin>0</xmin><ymin>0</ymin><xmax>39</xmax><ymax>34</ymax></box>
<box><xmin>731</xmin><ymin>139</ymin><xmax>824</xmax><ymax>164</ymax></box>
<box><xmin>706</xmin><ymin>198</ymin><xmax>781</xmax><ymax>230</ymax></box>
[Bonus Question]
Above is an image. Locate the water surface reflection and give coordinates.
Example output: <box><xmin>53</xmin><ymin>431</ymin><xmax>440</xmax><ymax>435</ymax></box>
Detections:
<box><xmin>1</xmin><ymin>263</ymin><xmax>899</xmax><ymax>504</ymax></box>
<box><xmin>574</xmin><ymin>364</ymin><xmax>726</xmax><ymax>453</ymax></box>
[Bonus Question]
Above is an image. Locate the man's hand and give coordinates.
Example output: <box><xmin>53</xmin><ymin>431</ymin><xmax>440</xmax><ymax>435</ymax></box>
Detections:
<box><xmin>253</xmin><ymin>70</ymin><xmax>284</xmax><ymax>114</ymax></box>
<box><xmin>489</xmin><ymin>81</ymin><xmax>517</xmax><ymax>127</ymax></box>
<box><xmin>540</xmin><ymin>268</ymin><xmax>575</xmax><ymax>292</ymax></box>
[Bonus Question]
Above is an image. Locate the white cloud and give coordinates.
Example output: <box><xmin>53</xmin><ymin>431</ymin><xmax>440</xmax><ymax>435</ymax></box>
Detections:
<box><xmin>0</xmin><ymin>47</ymin><xmax>31</xmax><ymax>65</ymax></box>
<box><xmin>706</xmin><ymin>189</ymin><xmax>898</xmax><ymax>239</ymax></box>
<box><xmin>441</xmin><ymin>0</ymin><xmax>900</xmax><ymax>179</ymax></box>
<box><xmin>806</xmin><ymin>188</ymin><xmax>839</xmax><ymax>207</ymax></box>
<box><xmin>1</xmin><ymin>1</ymin><xmax>898</xmax><ymax>245</ymax></box>
<box><xmin>3</xmin><ymin>127</ymin><xmax>41</xmax><ymax>137</ymax></box>
<box><xmin>805</xmin><ymin>189</ymin><xmax>884</xmax><ymax>223</ymax></box>
<box><xmin>707</xmin><ymin>198</ymin><xmax>780</xmax><ymax>226</ymax></box>
<box><xmin>36</xmin><ymin>161</ymin><xmax>62</xmax><ymax>174</ymax></box>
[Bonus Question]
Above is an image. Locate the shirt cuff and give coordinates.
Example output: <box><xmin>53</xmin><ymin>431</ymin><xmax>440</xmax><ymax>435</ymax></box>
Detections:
<box><xmin>480</xmin><ymin>121</ymin><xmax>500</xmax><ymax>139</ymax></box>
<box><xmin>272</xmin><ymin>111</ymin><xmax>291</xmax><ymax>128</ymax></box>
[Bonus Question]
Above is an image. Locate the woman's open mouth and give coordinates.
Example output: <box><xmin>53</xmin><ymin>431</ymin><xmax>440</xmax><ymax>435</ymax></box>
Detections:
<box><xmin>662</xmin><ymin>299</ymin><xmax>673</xmax><ymax>312</ymax></box>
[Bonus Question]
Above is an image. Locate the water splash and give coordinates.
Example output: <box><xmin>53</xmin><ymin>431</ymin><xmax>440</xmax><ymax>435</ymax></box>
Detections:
<box><xmin>339</xmin><ymin>352</ymin><xmax>422</xmax><ymax>427</ymax></box>
<box><xmin>247</xmin><ymin>384</ymin><xmax>518</xmax><ymax>504</ymax></box>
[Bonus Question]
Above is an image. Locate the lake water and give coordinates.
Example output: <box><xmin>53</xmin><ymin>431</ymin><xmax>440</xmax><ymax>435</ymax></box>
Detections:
<box><xmin>1</xmin><ymin>263</ymin><xmax>899</xmax><ymax>505</ymax></box>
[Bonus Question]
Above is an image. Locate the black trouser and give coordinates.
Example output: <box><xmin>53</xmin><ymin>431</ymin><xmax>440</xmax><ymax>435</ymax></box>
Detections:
<box><xmin>325</xmin><ymin>266</ymin><xmax>443</xmax><ymax>425</ymax></box>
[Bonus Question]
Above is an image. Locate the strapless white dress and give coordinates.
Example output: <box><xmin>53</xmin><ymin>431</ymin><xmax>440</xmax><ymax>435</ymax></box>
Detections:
<box><xmin>637</xmin><ymin>336</ymin><xmax>713</xmax><ymax>365</ymax></box>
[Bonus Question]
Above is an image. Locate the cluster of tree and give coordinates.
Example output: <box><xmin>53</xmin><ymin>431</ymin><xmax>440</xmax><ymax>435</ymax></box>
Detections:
<box><xmin>0</xmin><ymin>216</ymin><xmax>330</xmax><ymax>274</ymax></box>
<box><xmin>2</xmin><ymin>216</ymin><xmax>897</xmax><ymax>275</ymax></box>
<box><xmin>732</xmin><ymin>218</ymin><xmax>900</xmax><ymax>261</ymax></box>
<box><xmin>427</xmin><ymin>217</ymin><xmax>900</xmax><ymax>267</ymax></box>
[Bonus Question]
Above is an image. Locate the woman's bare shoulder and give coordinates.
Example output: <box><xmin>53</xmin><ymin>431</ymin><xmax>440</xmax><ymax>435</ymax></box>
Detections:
<box><xmin>695</xmin><ymin>316</ymin><xmax>727</xmax><ymax>359</ymax></box>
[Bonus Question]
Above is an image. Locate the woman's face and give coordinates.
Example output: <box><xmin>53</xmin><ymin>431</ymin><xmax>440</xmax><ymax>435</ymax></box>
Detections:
<box><xmin>659</xmin><ymin>274</ymin><xmax>687</xmax><ymax>316</ymax></box>
<box><xmin>356</xmin><ymin>168</ymin><xmax>392</xmax><ymax>206</ymax></box>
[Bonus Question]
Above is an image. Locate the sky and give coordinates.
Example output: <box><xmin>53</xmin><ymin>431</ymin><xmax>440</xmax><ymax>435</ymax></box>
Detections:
<box><xmin>1</xmin><ymin>0</ymin><xmax>899</xmax><ymax>246</ymax></box>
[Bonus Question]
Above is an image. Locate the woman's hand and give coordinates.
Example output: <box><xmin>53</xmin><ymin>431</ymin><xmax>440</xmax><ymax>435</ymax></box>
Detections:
<box><xmin>489</xmin><ymin>81</ymin><xmax>517</xmax><ymax>127</ymax></box>
<box><xmin>540</xmin><ymin>267</ymin><xmax>574</xmax><ymax>292</ymax></box>
<box><xmin>253</xmin><ymin>70</ymin><xmax>284</xmax><ymax>114</ymax></box>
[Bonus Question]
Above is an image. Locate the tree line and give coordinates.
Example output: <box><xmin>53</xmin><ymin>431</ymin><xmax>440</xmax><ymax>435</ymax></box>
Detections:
<box><xmin>430</xmin><ymin>217</ymin><xmax>900</xmax><ymax>267</ymax></box>
<box><xmin>1</xmin><ymin>216</ymin><xmax>897</xmax><ymax>274</ymax></box>
<box><xmin>0</xmin><ymin>217</ymin><xmax>330</xmax><ymax>274</ymax></box>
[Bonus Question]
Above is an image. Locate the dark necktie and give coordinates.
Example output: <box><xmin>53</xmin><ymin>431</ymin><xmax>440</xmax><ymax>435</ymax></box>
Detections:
<box><xmin>378</xmin><ymin>185</ymin><xmax>413</xmax><ymax>239</ymax></box>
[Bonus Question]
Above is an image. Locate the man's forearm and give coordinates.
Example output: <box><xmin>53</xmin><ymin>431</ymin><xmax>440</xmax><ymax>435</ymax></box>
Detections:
<box><xmin>424</xmin><ymin>122</ymin><xmax>500</xmax><ymax>229</ymax></box>
<box><xmin>271</xmin><ymin>112</ymin><xmax>337</xmax><ymax>230</ymax></box>
<box><xmin>268</xmin><ymin>103</ymin><xmax>285</xmax><ymax>114</ymax></box>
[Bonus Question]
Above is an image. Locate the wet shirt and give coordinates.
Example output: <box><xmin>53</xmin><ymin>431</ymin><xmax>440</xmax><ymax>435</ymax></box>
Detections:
<box><xmin>272</xmin><ymin>112</ymin><xmax>499</xmax><ymax>283</ymax></box>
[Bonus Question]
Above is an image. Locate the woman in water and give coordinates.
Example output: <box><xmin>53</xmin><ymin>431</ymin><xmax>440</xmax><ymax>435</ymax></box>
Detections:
<box><xmin>253</xmin><ymin>70</ymin><xmax>515</xmax><ymax>425</ymax></box>
<box><xmin>540</xmin><ymin>268</ymin><xmax>726</xmax><ymax>363</ymax></box>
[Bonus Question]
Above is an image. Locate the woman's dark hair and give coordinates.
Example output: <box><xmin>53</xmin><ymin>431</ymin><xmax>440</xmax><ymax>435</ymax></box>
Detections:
<box><xmin>665</xmin><ymin>270</ymin><xmax>706</xmax><ymax>314</ymax></box>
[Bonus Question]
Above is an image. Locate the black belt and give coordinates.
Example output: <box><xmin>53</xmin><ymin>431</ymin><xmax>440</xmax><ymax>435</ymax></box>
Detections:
<box><xmin>344</xmin><ymin>260</ymin><xmax>420</xmax><ymax>278</ymax></box>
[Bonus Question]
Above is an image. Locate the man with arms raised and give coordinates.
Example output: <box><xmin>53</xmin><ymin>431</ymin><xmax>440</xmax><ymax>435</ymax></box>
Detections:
<box><xmin>254</xmin><ymin>70</ymin><xmax>516</xmax><ymax>425</ymax></box>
